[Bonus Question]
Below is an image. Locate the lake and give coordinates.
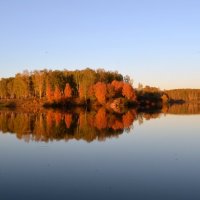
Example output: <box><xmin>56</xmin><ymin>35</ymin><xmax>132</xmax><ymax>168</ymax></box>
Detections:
<box><xmin>0</xmin><ymin>103</ymin><xmax>200</xmax><ymax>200</ymax></box>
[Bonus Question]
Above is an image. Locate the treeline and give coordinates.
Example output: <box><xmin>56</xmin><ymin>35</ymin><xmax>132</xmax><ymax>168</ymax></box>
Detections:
<box><xmin>166</xmin><ymin>89</ymin><xmax>200</xmax><ymax>102</ymax></box>
<box><xmin>0</xmin><ymin>68</ymin><xmax>136</xmax><ymax>106</ymax></box>
<box><xmin>2</xmin><ymin>68</ymin><xmax>198</xmax><ymax>108</ymax></box>
<box><xmin>137</xmin><ymin>86</ymin><xmax>200</xmax><ymax>105</ymax></box>
<box><xmin>136</xmin><ymin>85</ymin><xmax>169</xmax><ymax>107</ymax></box>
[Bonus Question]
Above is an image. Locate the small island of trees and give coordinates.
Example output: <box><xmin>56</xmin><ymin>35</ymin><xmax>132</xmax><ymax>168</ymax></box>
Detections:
<box><xmin>0</xmin><ymin>68</ymin><xmax>136</xmax><ymax>110</ymax></box>
<box><xmin>0</xmin><ymin>68</ymin><xmax>199</xmax><ymax>111</ymax></box>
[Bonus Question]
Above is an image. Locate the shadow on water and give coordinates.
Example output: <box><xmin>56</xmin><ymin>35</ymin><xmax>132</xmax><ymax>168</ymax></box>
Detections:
<box><xmin>0</xmin><ymin>103</ymin><xmax>200</xmax><ymax>143</ymax></box>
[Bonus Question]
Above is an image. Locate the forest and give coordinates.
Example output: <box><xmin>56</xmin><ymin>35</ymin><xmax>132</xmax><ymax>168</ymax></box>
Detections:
<box><xmin>0</xmin><ymin>68</ymin><xmax>199</xmax><ymax>111</ymax></box>
<box><xmin>165</xmin><ymin>89</ymin><xmax>200</xmax><ymax>102</ymax></box>
<box><xmin>0</xmin><ymin>68</ymin><xmax>137</xmax><ymax>109</ymax></box>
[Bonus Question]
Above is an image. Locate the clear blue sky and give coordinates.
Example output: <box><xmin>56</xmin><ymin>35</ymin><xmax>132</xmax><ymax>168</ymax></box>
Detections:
<box><xmin>0</xmin><ymin>0</ymin><xmax>199</xmax><ymax>89</ymax></box>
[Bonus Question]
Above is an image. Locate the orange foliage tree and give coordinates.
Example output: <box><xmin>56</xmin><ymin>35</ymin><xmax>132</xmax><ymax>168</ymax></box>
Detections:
<box><xmin>54</xmin><ymin>86</ymin><xmax>62</xmax><ymax>101</ymax></box>
<box><xmin>122</xmin><ymin>83</ymin><xmax>136</xmax><ymax>100</ymax></box>
<box><xmin>46</xmin><ymin>83</ymin><xmax>53</xmax><ymax>102</ymax></box>
<box><xmin>111</xmin><ymin>80</ymin><xmax>124</xmax><ymax>93</ymax></box>
<box><xmin>64</xmin><ymin>83</ymin><xmax>72</xmax><ymax>98</ymax></box>
<box><xmin>88</xmin><ymin>85</ymin><xmax>95</xmax><ymax>99</ymax></box>
<box><xmin>106</xmin><ymin>83</ymin><xmax>115</xmax><ymax>99</ymax></box>
<box><xmin>94</xmin><ymin>82</ymin><xmax>107</xmax><ymax>104</ymax></box>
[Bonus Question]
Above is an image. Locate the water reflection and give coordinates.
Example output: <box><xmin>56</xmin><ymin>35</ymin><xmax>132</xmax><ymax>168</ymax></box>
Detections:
<box><xmin>1</xmin><ymin>105</ymin><xmax>200</xmax><ymax>200</ymax></box>
<box><xmin>0</xmin><ymin>103</ymin><xmax>199</xmax><ymax>143</ymax></box>
<box><xmin>167</xmin><ymin>102</ymin><xmax>200</xmax><ymax>115</ymax></box>
<box><xmin>0</xmin><ymin>108</ymin><xmax>137</xmax><ymax>142</ymax></box>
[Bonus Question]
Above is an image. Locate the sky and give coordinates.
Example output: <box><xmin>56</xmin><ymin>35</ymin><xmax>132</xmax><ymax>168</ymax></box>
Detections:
<box><xmin>0</xmin><ymin>0</ymin><xmax>199</xmax><ymax>89</ymax></box>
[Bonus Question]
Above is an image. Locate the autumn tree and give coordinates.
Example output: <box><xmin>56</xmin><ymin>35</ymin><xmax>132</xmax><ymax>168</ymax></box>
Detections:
<box><xmin>64</xmin><ymin>83</ymin><xmax>72</xmax><ymax>98</ymax></box>
<box><xmin>122</xmin><ymin>83</ymin><xmax>136</xmax><ymax>101</ymax></box>
<box><xmin>46</xmin><ymin>83</ymin><xmax>53</xmax><ymax>102</ymax></box>
<box><xmin>54</xmin><ymin>86</ymin><xmax>62</xmax><ymax>101</ymax></box>
<box><xmin>7</xmin><ymin>78</ymin><xmax>15</xmax><ymax>99</ymax></box>
<box><xmin>13</xmin><ymin>74</ymin><xmax>30</xmax><ymax>98</ymax></box>
<box><xmin>106</xmin><ymin>83</ymin><xmax>115</xmax><ymax>99</ymax></box>
<box><xmin>94</xmin><ymin>82</ymin><xmax>107</xmax><ymax>104</ymax></box>
<box><xmin>111</xmin><ymin>80</ymin><xmax>124</xmax><ymax>97</ymax></box>
<box><xmin>123</xmin><ymin>75</ymin><xmax>133</xmax><ymax>85</ymax></box>
<box><xmin>32</xmin><ymin>70</ymin><xmax>46</xmax><ymax>98</ymax></box>
<box><xmin>96</xmin><ymin>68</ymin><xmax>123</xmax><ymax>83</ymax></box>
<box><xmin>87</xmin><ymin>85</ymin><xmax>95</xmax><ymax>100</ymax></box>
<box><xmin>0</xmin><ymin>79</ymin><xmax>8</xmax><ymax>98</ymax></box>
<box><xmin>78</xmin><ymin>86</ymin><xmax>84</xmax><ymax>100</ymax></box>
<box><xmin>78</xmin><ymin>68</ymin><xmax>96</xmax><ymax>100</ymax></box>
<box><xmin>47</xmin><ymin>71</ymin><xmax>67</xmax><ymax>93</ymax></box>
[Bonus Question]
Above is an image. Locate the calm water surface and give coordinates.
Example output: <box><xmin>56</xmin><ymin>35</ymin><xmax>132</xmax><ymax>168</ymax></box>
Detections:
<box><xmin>0</xmin><ymin>104</ymin><xmax>200</xmax><ymax>200</ymax></box>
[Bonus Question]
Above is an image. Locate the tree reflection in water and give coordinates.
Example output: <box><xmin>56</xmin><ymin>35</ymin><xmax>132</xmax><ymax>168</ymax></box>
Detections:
<box><xmin>1</xmin><ymin>103</ymin><xmax>199</xmax><ymax>143</ymax></box>
<box><xmin>0</xmin><ymin>108</ymin><xmax>136</xmax><ymax>142</ymax></box>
